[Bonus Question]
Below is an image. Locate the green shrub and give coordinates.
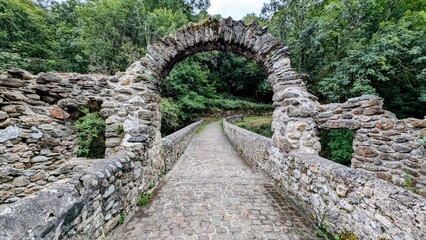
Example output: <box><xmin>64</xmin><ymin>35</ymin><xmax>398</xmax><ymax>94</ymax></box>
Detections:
<box><xmin>320</xmin><ymin>129</ymin><xmax>354</xmax><ymax>166</ymax></box>
<box><xmin>336</xmin><ymin>232</ymin><xmax>358</xmax><ymax>240</ymax></box>
<box><xmin>404</xmin><ymin>173</ymin><xmax>417</xmax><ymax>193</ymax></box>
<box><xmin>235</xmin><ymin>116</ymin><xmax>274</xmax><ymax>138</ymax></box>
<box><xmin>138</xmin><ymin>192</ymin><xmax>152</xmax><ymax>206</ymax></box>
<box><xmin>75</xmin><ymin>107</ymin><xmax>106</xmax><ymax>158</ymax></box>
<box><xmin>118</xmin><ymin>213</ymin><xmax>126</xmax><ymax>225</ymax></box>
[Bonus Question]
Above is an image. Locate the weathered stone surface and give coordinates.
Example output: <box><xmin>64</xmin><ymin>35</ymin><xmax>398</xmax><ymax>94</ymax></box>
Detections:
<box><xmin>11</xmin><ymin>177</ymin><xmax>30</xmax><ymax>187</ymax></box>
<box><xmin>355</xmin><ymin>146</ymin><xmax>378</xmax><ymax>158</ymax></box>
<box><xmin>36</xmin><ymin>73</ymin><xmax>62</xmax><ymax>84</ymax></box>
<box><xmin>0</xmin><ymin>111</ymin><xmax>8</xmax><ymax>120</ymax></box>
<box><xmin>1</xmin><ymin>105</ymin><xmax>26</xmax><ymax>113</ymax></box>
<box><xmin>392</xmin><ymin>144</ymin><xmax>412</xmax><ymax>153</ymax></box>
<box><xmin>50</xmin><ymin>107</ymin><xmax>70</xmax><ymax>119</ymax></box>
<box><xmin>0</xmin><ymin>77</ymin><xmax>25</xmax><ymax>87</ymax></box>
<box><xmin>162</xmin><ymin>121</ymin><xmax>202</xmax><ymax>171</ymax></box>
<box><xmin>0</xmin><ymin>126</ymin><xmax>21</xmax><ymax>143</ymax></box>
<box><xmin>336</xmin><ymin>185</ymin><xmax>348</xmax><ymax>197</ymax></box>
<box><xmin>30</xmin><ymin>126</ymin><xmax>43</xmax><ymax>139</ymax></box>
<box><xmin>224</xmin><ymin>118</ymin><xmax>272</xmax><ymax>170</ymax></box>
<box><xmin>376</xmin><ymin>119</ymin><xmax>394</xmax><ymax>130</ymax></box>
<box><xmin>6</xmin><ymin>68</ymin><xmax>33</xmax><ymax>80</ymax></box>
<box><xmin>31</xmin><ymin>156</ymin><xmax>49</xmax><ymax>163</ymax></box>
<box><xmin>363</xmin><ymin>107</ymin><xmax>384</xmax><ymax>116</ymax></box>
<box><xmin>224</xmin><ymin>119</ymin><xmax>426</xmax><ymax>240</ymax></box>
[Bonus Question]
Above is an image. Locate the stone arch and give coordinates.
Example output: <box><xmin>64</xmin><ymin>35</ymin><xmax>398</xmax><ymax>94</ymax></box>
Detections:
<box><xmin>109</xmin><ymin>17</ymin><xmax>321</xmax><ymax>169</ymax></box>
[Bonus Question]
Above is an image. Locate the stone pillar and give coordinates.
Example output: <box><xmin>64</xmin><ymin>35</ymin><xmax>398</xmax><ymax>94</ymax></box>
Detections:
<box><xmin>269</xmin><ymin>58</ymin><xmax>321</xmax><ymax>155</ymax></box>
<box><xmin>110</xmin><ymin>60</ymin><xmax>164</xmax><ymax>175</ymax></box>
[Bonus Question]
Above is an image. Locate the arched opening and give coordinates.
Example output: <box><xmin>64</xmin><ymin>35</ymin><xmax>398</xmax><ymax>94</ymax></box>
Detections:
<box><xmin>107</xmin><ymin>18</ymin><xmax>321</xmax><ymax>169</ymax></box>
<box><xmin>160</xmin><ymin>50</ymin><xmax>273</xmax><ymax>136</ymax></box>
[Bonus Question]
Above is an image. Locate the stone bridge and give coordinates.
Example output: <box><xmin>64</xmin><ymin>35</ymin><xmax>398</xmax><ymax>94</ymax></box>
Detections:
<box><xmin>0</xmin><ymin>18</ymin><xmax>425</xmax><ymax>239</ymax></box>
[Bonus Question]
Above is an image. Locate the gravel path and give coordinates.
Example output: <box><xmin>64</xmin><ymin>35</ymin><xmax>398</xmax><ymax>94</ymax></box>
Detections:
<box><xmin>112</xmin><ymin>122</ymin><xmax>318</xmax><ymax>240</ymax></box>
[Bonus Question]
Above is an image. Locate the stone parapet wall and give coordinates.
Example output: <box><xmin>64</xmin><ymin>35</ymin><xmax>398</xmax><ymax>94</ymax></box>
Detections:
<box><xmin>268</xmin><ymin>150</ymin><xmax>426</xmax><ymax>240</ymax></box>
<box><xmin>161</xmin><ymin>120</ymin><xmax>202</xmax><ymax>171</ymax></box>
<box><xmin>0</xmin><ymin>120</ymin><xmax>200</xmax><ymax>239</ymax></box>
<box><xmin>223</xmin><ymin>118</ymin><xmax>272</xmax><ymax>170</ymax></box>
<box><xmin>225</xmin><ymin>114</ymin><xmax>244</xmax><ymax>123</ymax></box>
<box><xmin>0</xmin><ymin>68</ymin><xmax>118</xmax><ymax>204</ymax></box>
<box><xmin>315</xmin><ymin>95</ymin><xmax>426</xmax><ymax>196</ymax></box>
<box><xmin>0</xmin><ymin>152</ymin><xmax>142</xmax><ymax>239</ymax></box>
<box><xmin>223</xmin><ymin>118</ymin><xmax>426</xmax><ymax>239</ymax></box>
<box><xmin>202</xmin><ymin>110</ymin><xmax>272</xmax><ymax>118</ymax></box>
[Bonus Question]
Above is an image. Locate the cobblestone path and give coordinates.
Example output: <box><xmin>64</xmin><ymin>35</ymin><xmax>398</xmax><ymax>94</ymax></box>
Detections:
<box><xmin>112</xmin><ymin>122</ymin><xmax>319</xmax><ymax>240</ymax></box>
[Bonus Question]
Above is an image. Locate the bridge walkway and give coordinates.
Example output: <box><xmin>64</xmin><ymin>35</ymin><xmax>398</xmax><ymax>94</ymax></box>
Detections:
<box><xmin>111</xmin><ymin>122</ymin><xmax>319</xmax><ymax>240</ymax></box>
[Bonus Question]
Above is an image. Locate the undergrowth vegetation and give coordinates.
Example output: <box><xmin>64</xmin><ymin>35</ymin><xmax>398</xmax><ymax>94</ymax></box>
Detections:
<box><xmin>160</xmin><ymin>51</ymin><xmax>273</xmax><ymax>136</ymax></box>
<box><xmin>75</xmin><ymin>106</ymin><xmax>106</xmax><ymax>158</ymax></box>
<box><xmin>138</xmin><ymin>192</ymin><xmax>152</xmax><ymax>206</ymax></box>
<box><xmin>320</xmin><ymin>129</ymin><xmax>354</xmax><ymax>166</ymax></box>
<box><xmin>235</xmin><ymin>116</ymin><xmax>274</xmax><ymax>138</ymax></box>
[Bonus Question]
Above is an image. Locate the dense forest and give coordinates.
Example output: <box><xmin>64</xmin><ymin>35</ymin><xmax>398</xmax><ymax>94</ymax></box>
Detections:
<box><xmin>1</xmin><ymin>0</ymin><xmax>425</xmax><ymax>135</ymax></box>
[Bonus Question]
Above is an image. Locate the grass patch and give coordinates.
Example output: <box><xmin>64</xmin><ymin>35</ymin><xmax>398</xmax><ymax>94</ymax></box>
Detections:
<box><xmin>138</xmin><ymin>192</ymin><xmax>152</xmax><ymax>206</ymax></box>
<box><xmin>404</xmin><ymin>172</ymin><xmax>418</xmax><ymax>193</ymax></box>
<box><xmin>118</xmin><ymin>213</ymin><xmax>126</xmax><ymax>225</ymax></box>
<box><xmin>234</xmin><ymin>116</ymin><xmax>273</xmax><ymax>138</ymax></box>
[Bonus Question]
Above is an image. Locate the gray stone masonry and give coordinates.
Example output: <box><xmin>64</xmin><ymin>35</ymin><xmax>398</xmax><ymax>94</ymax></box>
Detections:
<box><xmin>0</xmin><ymin>121</ymin><xmax>201</xmax><ymax>239</ymax></box>
<box><xmin>224</xmin><ymin>116</ymin><xmax>272</xmax><ymax>170</ymax></box>
<box><xmin>224</xmin><ymin>117</ymin><xmax>426</xmax><ymax>239</ymax></box>
<box><xmin>315</xmin><ymin>95</ymin><xmax>426</xmax><ymax>197</ymax></box>
<box><xmin>0</xmin><ymin>68</ymin><xmax>118</xmax><ymax>204</ymax></box>
<box><xmin>161</xmin><ymin>120</ymin><xmax>202</xmax><ymax>172</ymax></box>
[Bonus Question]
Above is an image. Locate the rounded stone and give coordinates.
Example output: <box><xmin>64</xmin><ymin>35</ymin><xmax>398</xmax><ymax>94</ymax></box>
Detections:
<box><xmin>336</xmin><ymin>185</ymin><xmax>348</xmax><ymax>197</ymax></box>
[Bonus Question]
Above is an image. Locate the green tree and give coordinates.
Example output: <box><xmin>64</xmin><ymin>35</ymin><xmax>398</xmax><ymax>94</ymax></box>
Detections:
<box><xmin>262</xmin><ymin>0</ymin><xmax>426</xmax><ymax>118</ymax></box>
<box><xmin>0</xmin><ymin>0</ymin><xmax>51</xmax><ymax>72</ymax></box>
<box><xmin>144</xmin><ymin>8</ymin><xmax>188</xmax><ymax>45</ymax></box>
<box><xmin>47</xmin><ymin>0</ymin><xmax>88</xmax><ymax>72</ymax></box>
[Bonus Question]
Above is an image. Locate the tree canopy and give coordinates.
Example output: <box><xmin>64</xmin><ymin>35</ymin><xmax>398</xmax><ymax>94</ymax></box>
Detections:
<box><xmin>261</xmin><ymin>0</ymin><xmax>426</xmax><ymax>118</ymax></box>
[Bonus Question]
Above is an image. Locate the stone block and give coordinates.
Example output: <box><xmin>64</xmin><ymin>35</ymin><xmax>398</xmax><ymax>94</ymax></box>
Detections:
<box><xmin>36</xmin><ymin>73</ymin><xmax>62</xmax><ymax>84</ymax></box>
<box><xmin>354</xmin><ymin>146</ymin><xmax>378</xmax><ymax>158</ymax></box>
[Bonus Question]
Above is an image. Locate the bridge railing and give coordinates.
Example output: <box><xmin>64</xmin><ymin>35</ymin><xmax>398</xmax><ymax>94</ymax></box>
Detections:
<box><xmin>0</xmin><ymin>119</ymin><xmax>202</xmax><ymax>239</ymax></box>
<box><xmin>223</xmin><ymin>116</ymin><xmax>272</xmax><ymax>171</ymax></box>
<box><xmin>223</xmin><ymin>116</ymin><xmax>426</xmax><ymax>239</ymax></box>
<box><xmin>161</xmin><ymin>120</ymin><xmax>202</xmax><ymax>172</ymax></box>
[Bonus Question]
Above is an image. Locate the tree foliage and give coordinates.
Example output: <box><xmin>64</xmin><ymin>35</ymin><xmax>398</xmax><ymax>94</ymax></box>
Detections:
<box><xmin>0</xmin><ymin>0</ymin><xmax>207</xmax><ymax>74</ymax></box>
<box><xmin>262</xmin><ymin>0</ymin><xmax>426</xmax><ymax>118</ymax></box>
<box><xmin>320</xmin><ymin>129</ymin><xmax>354</xmax><ymax>166</ymax></box>
<box><xmin>2</xmin><ymin>0</ymin><xmax>424</xmax><ymax>141</ymax></box>
<box><xmin>160</xmin><ymin>51</ymin><xmax>272</xmax><ymax>135</ymax></box>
